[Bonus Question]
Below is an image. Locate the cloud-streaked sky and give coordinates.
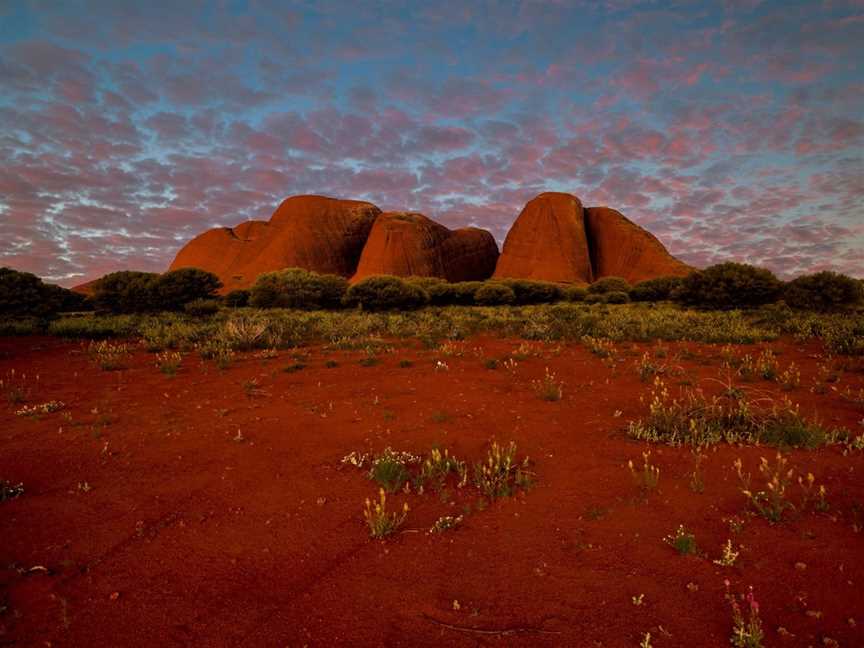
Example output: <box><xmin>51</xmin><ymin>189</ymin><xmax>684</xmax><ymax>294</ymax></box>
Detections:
<box><xmin>1</xmin><ymin>0</ymin><xmax>862</xmax><ymax>286</ymax></box>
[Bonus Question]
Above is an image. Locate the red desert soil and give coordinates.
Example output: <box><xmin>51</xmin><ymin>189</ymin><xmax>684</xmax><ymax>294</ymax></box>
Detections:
<box><xmin>1</xmin><ymin>335</ymin><xmax>863</xmax><ymax>647</ymax></box>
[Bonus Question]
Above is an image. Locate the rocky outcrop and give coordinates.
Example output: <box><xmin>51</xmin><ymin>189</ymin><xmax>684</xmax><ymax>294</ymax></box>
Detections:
<box><xmin>169</xmin><ymin>195</ymin><xmax>379</xmax><ymax>291</ymax></box>
<box><xmin>168</xmin><ymin>191</ymin><xmax>689</xmax><ymax>292</ymax></box>
<box><xmin>584</xmin><ymin>207</ymin><xmax>691</xmax><ymax>284</ymax></box>
<box><xmin>351</xmin><ymin>212</ymin><xmax>499</xmax><ymax>282</ymax></box>
<box><xmin>493</xmin><ymin>192</ymin><xmax>594</xmax><ymax>284</ymax></box>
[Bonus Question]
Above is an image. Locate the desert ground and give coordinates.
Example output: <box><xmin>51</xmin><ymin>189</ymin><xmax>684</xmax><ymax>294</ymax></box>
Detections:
<box><xmin>1</xmin><ymin>311</ymin><xmax>863</xmax><ymax>647</ymax></box>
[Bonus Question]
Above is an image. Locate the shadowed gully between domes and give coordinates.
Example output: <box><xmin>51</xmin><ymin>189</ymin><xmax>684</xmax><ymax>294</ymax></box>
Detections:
<box><xmin>166</xmin><ymin>192</ymin><xmax>691</xmax><ymax>293</ymax></box>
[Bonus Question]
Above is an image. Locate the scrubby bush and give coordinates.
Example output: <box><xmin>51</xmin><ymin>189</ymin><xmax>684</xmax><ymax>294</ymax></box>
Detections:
<box><xmin>152</xmin><ymin>268</ymin><xmax>222</xmax><ymax>310</ymax></box>
<box><xmin>474</xmin><ymin>283</ymin><xmax>516</xmax><ymax>305</ymax></box>
<box><xmin>604</xmin><ymin>291</ymin><xmax>630</xmax><ymax>304</ymax></box>
<box><xmin>563</xmin><ymin>286</ymin><xmax>588</xmax><ymax>302</ymax></box>
<box><xmin>223</xmin><ymin>289</ymin><xmax>250</xmax><ymax>308</ymax></box>
<box><xmin>0</xmin><ymin>267</ymin><xmax>88</xmax><ymax>317</ymax></box>
<box><xmin>91</xmin><ymin>268</ymin><xmax>221</xmax><ymax>313</ymax></box>
<box><xmin>783</xmin><ymin>271</ymin><xmax>863</xmax><ymax>312</ymax></box>
<box><xmin>630</xmin><ymin>276</ymin><xmax>684</xmax><ymax>302</ymax></box>
<box><xmin>184</xmin><ymin>298</ymin><xmax>220</xmax><ymax>316</ymax></box>
<box><xmin>408</xmin><ymin>278</ymin><xmax>481</xmax><ymax>306</ymax></box>
<box><xmin>588</xmin><ymin>276</ymin><xmax>631</xmax><ymax>295</ymax></box>
<box><xmin>343</xmin><ymin>275</ymin><xmax>428</xmax><ymax>310</ymax></box>
<box><xmin>91</xmin><ymin>271</ymin><xmax>160</xmax><ymax>313</ymax></box>
<box><xmin>498</xmin><ymin>279</ymin><xmax>563</xmax><ymax>304</ymax></box>
<box><xmin>249</xmin><ymin>268</ymin><xmax>348</xmax><ymax>309</ymax></box>
<box><xmin>674</xmin><ymin>262</ymin><xmax>782</xmax><ymax>310</ymax></box>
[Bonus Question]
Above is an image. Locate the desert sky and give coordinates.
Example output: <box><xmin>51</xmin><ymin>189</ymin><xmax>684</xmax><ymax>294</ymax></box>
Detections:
<box><xmin>0</xmin><ymin>0</ymin><xmax>862</xmax><ymax>286</ymax></box>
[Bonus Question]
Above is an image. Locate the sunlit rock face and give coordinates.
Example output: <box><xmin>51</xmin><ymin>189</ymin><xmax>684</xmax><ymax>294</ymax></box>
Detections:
<box><xmin>352</xmin><ymin>212</ymin><xmax>499</xmax><ymax>283</ymax></box>
<box><xmin>168</xmin><ymin>191</ymin><xmax>689</xmax><ymax>292</ymax></box>
<box><xmin>494</xmin><ymin>192</ymin><xmax>690</xmax><ymax>285</ymax></box>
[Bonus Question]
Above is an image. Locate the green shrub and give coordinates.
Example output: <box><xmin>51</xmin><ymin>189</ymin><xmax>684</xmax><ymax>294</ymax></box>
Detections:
<box><xmin>249</xmin><ymin>268</ymin><xmax>348</xmax><ymax>309</ymax></box>
<box><xmin>499</xmin><ymin>279</ymin><xmax>563</xmax><ymax>304</ymax></box>
<box><xmin>588</xmin><ymin>276</ymin><xmax>631</xmax><ymax>295</ymax></box>
<box><xmin>563</xmin><ymin>286</ymin><xmax>588</xmax><ymax>302</ymax></box>
<box><xmin>584</xmin><ymin>293</ymin><xmax>605</xmax><ymax>304</ymax></box>
<box><xmin>630</xmin><ymin>276</ymin><xmax>683</xmax><ymax>302</ymax></box>
<box><xmin>0</xmin><ymin>267</ymin><xmax>87</xmax><ymax>317</ymax></box>
<box><xmin>91</xmin><ymin>271</ymin><xmax>160</xmax><ymax>313</ymax></box>
<box><xmin>152</xmin><ymin>268</ymin><xmax>222</xmax><ymax>310</ymax></box>
<box><xmin>343</xmin><ymin>276</ymin><xmax>428</xmax><ymax>310</ymax></box>
<box><xmin>674</xmin><ymin>262</ymin><xmax>782</xmax><ymax>310</ymax></box>
<box><xmin>184</xmin><ymin>298</ymin><xmax>220</xmax><ymax>316</ymax></box>
<box><xmin>223</xmin><ymin>289</ymin><xmax>250</xmax><ymax>308</ymax></box>
<box><xmin>604</xmin><ymin>291</ymin><xmax>630</xmax><ymax>304</ymax></box>
<box><xmin>410</xmin><ymin>278</ymin><xmax>482</xmax><ymax>305</ymax></box>
<box><xmin>474</xmin><ymin>283</ymin><xmax>516</xmax><ymax>306</ymax></box>
<box><xmin>783</xmin><ymin>271</ymin><xmax>863</xmax><ymax>312</ymax></box>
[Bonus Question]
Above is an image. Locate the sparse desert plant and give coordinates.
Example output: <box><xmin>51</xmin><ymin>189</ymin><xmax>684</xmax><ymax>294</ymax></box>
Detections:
<box><xmin>563</xmin><ymin>286</ymin><xmax>588</xmax><ymax>302</ymax></box>
<box><xmin>16</xmin><ymin>400</ymin><xmax>64</xmax><ymax>417</ymax></box>
<box><xmin>779</xmin><ymin>363</ymin><xmax>800</xmax><ymax>391</ymax></box>
<box><xmin>713</xmin><ymin>539</ymin><xmax>740</xmax><ymax>567</ymax></box>
<box><xmin>582</xmin><ymin>335</ymin><xmax>616</xmax><ymax>358</ymax></box>
<box><xmin>628</xmin><ymin>377</ymin><xmax>831</xmax><ymax>448</ymax></box>
<box><xmin>283</xmin><ymin>361</ymin><xmax>306</xmax><ymax>373</ymax></box>
<box><xmin>0</xmin><ymin>480</ymin><xmax>24</xmax><ymax>502</ymax></box>
<box><xmin>429</xmin><ymin>514</ymin><xmax>463</xmax><ymax>533</ymax></box>
<box><xmin>628</xmin><ymin>451</ymin><xmax>660</xmax><ymax>496</ymax></box>
<box><xmin>359</xmin><ymin>350</ymin><xmax>378</xmax><ymax>367</ymax></box>
<box><xmin>363</xmin><ymin>488</ymin><xmax>408</xmax><ymax>538</ymax></box>
<box><xmin>222</xmin><ymin>316</ymin><xmax>269</xmax><ymax>350</ymax></box>
<box><xmin>531</xmin><ymin>367</ymin><xmax>563</xmax><ymax>401</ymax></box>
<box><xmin>798</xmin><ymin>471</ymin><xmax>829</xmax><ymax>512</ymax></box>
<box><xmin>156</xmin><ymin>350</ymin><xmax>182</xmax><ymax>375</ymax></box>
<box><xmin>724</xmin><ymin>581</ymin><xmax>765</xmax><ymax>648</ymax></box>
<box><xmin>484</xmin><ymin>358</ymin><xmax>499</xmax><ymax>370</ymax></box>
<box><xmin>398</xmin><ymin>359</ymin><xmax>413</xmax><ymax>368</ymax></box>
<box><xmin>1</xmin><ymin>369</ymin><xmax>33</xmax><ymax>404</ymax></box>
<box><xmin>755</xmin><ymin>349</ymin><xmax>778</xmax><ymax>380</ymax></box>
<box><xmin>418</xmin><ymin>448</ymin><xmax>467</xmax><ymax>490</ymax></box>
<box><xmin>630</xmin><ymin>276</ymin><xmax>683</xmax><ymax>302</ymax></box>
<box><xmin>325</xmin><ymin>359</ymin><xmax>339</xmax><ymax>368</ymax></box>
<box><xmin>664</xmin><ymin>524</ymin><xmax>698</xmax><ymax>555</ymax></box>
<box><xmin>88</xmin><ymin>340</ymin><xmax>130</xmax><ymax>370</ymax></box>
<box><xmin>368</xmin><ymin>447</ymin><xmax>420</xmax><ymax>492</ymax></box>
<box><xmin>183</xmin><ymin>298</ymin><xmax>220</xmax><ymax>317</ymax></box>
<box><xmin>734</xmin><ymin>454</ymin><xmax>794</xmax><ymax>523</ymax></box>
<box><xmin>473</xmin><ymin>441</ymin><xmax>532</xmax><ymax>499</ymax></box>
<box><xmin>688</xmin><ymin>449</ymin><xmax>706</xmax><ymax>493</ymax></box>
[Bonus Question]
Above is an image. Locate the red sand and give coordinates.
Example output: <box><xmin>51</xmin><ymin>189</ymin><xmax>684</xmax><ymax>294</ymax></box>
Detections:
<box><xmin>1</xmin><ymin>335</ymin><xmax>863</xmax><ymax>647</ymax></box>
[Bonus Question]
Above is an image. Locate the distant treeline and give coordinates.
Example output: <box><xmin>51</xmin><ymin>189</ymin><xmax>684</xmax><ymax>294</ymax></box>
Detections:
<box><xmin>1</xmin><ymin>263</ymin><xmax>862</xmax><ymax>318</ymax></box>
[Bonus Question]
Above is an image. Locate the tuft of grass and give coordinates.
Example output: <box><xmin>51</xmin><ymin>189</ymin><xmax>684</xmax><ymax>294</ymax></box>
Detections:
<box><xmin>664</xmin><ymin>524</ymin><xmax>699</xmax><ymax>555</ymax></box>
<box><xmin>531</xmin><ymin>367</ymin><xmax>564</xmax><ymax>401</ymax></box>
<box><xmin>473</xmin><ymin>441</ymin><xmax>533</xmax><ymax>499</ymax></box>
<box><xmin>324</xmin><ymin>359</ymin><xmax>339</xmax><ymax>368</ymax></box>
<box><xmin>628</xmin><ymin>377</ymin><xmax>832</xmax><ymax>448</ymax></box>
<box><xmin>483</xmin><ymin>358</ymin><xmax>499</xmax><ymax>370</ymax></box>
<box><xmin>156</xmin><ymin>350</ymin><xmax>182</xmax><ymax>375</ymax></box>
<box><xmin>628</xmin><ymin>450</ymin><xmax>660</xmax><ymax>496</ymax></box>
<box><xmin>88</xmin><ymin>340</ymin><xmax>130</xmax><ymax>370</ymax></box>
<box><xmin>283</xmin><ymin>362</ymin><xmax>306</xmax><ymax>373</ymax></box>
<box><xmin>363</xmin><ymin>488</ymin><xmax>408</xmax><ymax>538</ymax></box>
<box><xmin>368</xmin><ymin>447</ymin><xmax>419</xmax><ymax>492</ymax></box>
<box><xmin>398</xmin><ymin>359</ymin><xmax>414</xmax><ymax>368</ymax></box>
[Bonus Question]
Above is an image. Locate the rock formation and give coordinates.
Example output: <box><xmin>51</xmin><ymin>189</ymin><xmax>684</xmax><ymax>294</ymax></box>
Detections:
<box><xmin>166</xmin><ymin>191</ymin><xmax>690</xmax><ymax>293</ymax></box>
<box><xmin>169</xmin><ymin>195</ymin><xmax>379</xmax><ymax>291</ymax></box>
<box><xmin>493</xmin><ymin>192</ymin><xmax>594</xmax><ymax>283</ymax></box>
<box><xmin>584</xmin><ymin>207</ymin><xmax>691</xmax><ymax>284</ymax></box>
<box><xmin>352</xmin><ymin>212</ymin><xmax>499</xmax><ymax>283</ymax></box>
